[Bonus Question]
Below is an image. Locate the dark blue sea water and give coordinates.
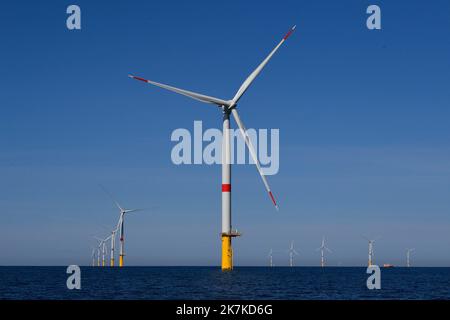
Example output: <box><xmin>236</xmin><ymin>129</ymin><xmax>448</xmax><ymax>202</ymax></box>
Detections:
<box><xmin>0</xmin><ymin>267</ymin><xmax>449</xmax><ymax>300</ymax></box>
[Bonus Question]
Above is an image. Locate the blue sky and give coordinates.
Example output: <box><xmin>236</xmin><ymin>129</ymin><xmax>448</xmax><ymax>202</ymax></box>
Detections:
<box><xmin>0</xmin><ymin>0</ymin><xmax>450</xmax><ymax>266</ymax></box>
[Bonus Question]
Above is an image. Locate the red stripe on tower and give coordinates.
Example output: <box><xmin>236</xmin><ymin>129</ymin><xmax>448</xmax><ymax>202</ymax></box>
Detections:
<box><xmin>222</xmin><ymin>184</ymin><xmax>231</xmax><ymax>192</ymax></box>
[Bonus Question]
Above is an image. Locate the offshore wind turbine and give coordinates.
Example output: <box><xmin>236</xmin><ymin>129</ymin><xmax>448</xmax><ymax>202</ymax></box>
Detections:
<box><xmin>363</xmin><ymin>236</ymin><xmax>379</xmax><ymax>267</ymax></box>
<box><xmin>101</xmin><ymin>186</ymin><xmax>143</xmax><ymax>267</ymax></box>
<box><xmin>129</xmin><ymin>25</ymin><xmax>296</xmax><ymax>271</ymax></box>
<box><xmin>316</xmin><ymin>236</ymin><xmax>332</xmax><ymax>267</ymax></box>
<box><xmin>268</xmin><ymin>249</ymin><xmax>274</xmax><ymax>267</ymax></box>
<box><xmin>109</xmin><ymin>226</ymin><xmax>119</xmax><ymax>267</ymax></box>
<box><xmin>101</xmin><ymin>239</ymin><xmax>107</xmax><ymax>267</ymax></box>
<box><xmin>91</xmin><ymin>248</ymin><xmax>96</xmax><ymax>267</ymax></box>
<box><xmin>288</xmin><ymin>241</ymin><xmax>299</xmax><ymax>267</ymax></box>
<box><xmin>95</xmin><ymin>240</ymin><xmax>101</xmax><ymax>267</ymax></box>
<box><xmin>95</xmin><ymin>235</ymin><xmax>111</xmax><ymax>267</ymax></box>
<box><xmin>406</xmin><ymin>248</ymin><xmax>415</xmax><ymax>267</ymax></box>
<box><xmin>116</xmin><ymin>203</ymin><xmax>141</xmax><ymax>267</ymax></box>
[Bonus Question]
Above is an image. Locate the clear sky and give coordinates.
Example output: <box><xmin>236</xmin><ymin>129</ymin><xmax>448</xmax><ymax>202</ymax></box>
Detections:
<box><xmin>1</xmin><ymin>0</ymin><xmax>450</xmax><ymax>266</ymax></box>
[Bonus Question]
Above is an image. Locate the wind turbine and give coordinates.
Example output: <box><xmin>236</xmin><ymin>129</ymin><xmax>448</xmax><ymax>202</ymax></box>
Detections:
<box><xmin>268</xmin><ymin>249</ymin><xmax>274</xmax><ymax>267</ymax></box>
<box><xmin>406</xmin><ymin>248</ymin><xmax>415</xmax><ymax>267</ymax></box>
<box><xmin>316</xmin><ymin>236</ymin><xmax>332</xmax><ymax>267</ymax></box>
<box><xmin>94</xmin><ymin>239</ymin><xmax>101</xmax><ymax>267</ymax></box>
<box><xmin>91</xmin><ymin>248</ymin><xmax>96</xmax><ymax>267</ymax></box>
<box><xmin>129</xmin><ymin>25</ymin><xmax>296</xmax><ymax>271</ymax></box>
<box><xmin>115</xmin><ymin>204</ymin><xmax>141</xmax><ymax>267</ymax></box>
<box><xmin>109</xmin><ymin>226</ymin><xmax>119</xmax><ymax>267</ymax></box>
<box><xmin>100</xmin><ymin>186</ymin><xmax>143</xmax><ymax>267</ymax></box>
<box><xmin>288</xmin><ymin>241</ymin><xmax>299</xmax><ymax>267</ymax></box>
<box><xmin>363</xmin><ymin>236</ymin><xmax>379</xmax><ymax>267</ymax></box>
<box><xmin>95</xmin><ymin>235</ymin><xmax>111</xmax><ymax>267</ymax></box>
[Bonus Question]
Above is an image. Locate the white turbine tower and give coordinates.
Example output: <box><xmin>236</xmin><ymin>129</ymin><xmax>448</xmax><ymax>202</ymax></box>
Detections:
<box><xmin>316</xmin><ymin>236</ymin><xmax>332</xmax><ymax>267</ymax></box>
<box><xmin>130</xmin><ymin>25</ymin><xmax>296</xmax><ymax>271</ymax></box>
<box><xmin>363</xmin><ymin>236</ymin><xmax>379</xmax><ymax>267</ymax></box>
<box><xmin>268</xmin><ymin>249</ymin><xmax>274</xmax><ymax>267</ymax></box>
<box><xmin>406</xmin><ymin>248</ymin><xmax>415</xmax><ymax>267</ymax></box>
<box><xmin>288</xmin><ymin>241</ymin><xmax>299</xmax><ymax>267</ymax></box>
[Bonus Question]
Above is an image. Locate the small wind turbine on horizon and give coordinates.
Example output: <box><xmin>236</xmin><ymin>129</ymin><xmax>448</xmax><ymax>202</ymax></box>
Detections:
<box><xmin>316</xmin><ymin>236</ymin><xmax>332</xmax><ymax>267</ymax></box>
<box><xmin>268</xmin><ymin>249</ymin><xmax>274</xmax><ymax>267</ymax></box>
<box><xmin>94</xmin><ymin>238</ymin><xmax>102</xmax><ymax>267</ymax></box>
<box><xmin>288</xmin><ymin>241</ymin><xmax>299</xmax><ymax>267</ymax></box>
<box><xmin>91</xmin><ymin>248</ymin><xmax>96</xmax><ymax>267</ymax></box>
<box><xmin>129</xmin><ymin>25</ymin><xmax>297</xmax><ymax>271</ymax></box>
<box><xmin>406</xmin><ymin>248</ymin><xmax>415</xmax><ymax>267</ymax></box>
<box><xmin>363</xmin><ymin>236</ymin><xmax>379</xmax><ymax>267</ymax></box>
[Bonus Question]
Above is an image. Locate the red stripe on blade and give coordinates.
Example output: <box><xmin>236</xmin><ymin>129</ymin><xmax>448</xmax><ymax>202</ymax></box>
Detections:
<box><xmin>283</xmin><ymin>26</ymin><xmax>296</xmax><ymax>40</ymax></box>
<box><xmin>132</xmin><ymin>76</ymin><xmax>148</xmax><ymax>82</ymax></box>
<box><xmin>222</xmin><ymin>184</ymin><xmax>231</xmax><ymax>192</ymax></box>
<box><xmin>269</xmin><ymin>191</ymin><xmax>277</xmax><ymax>206</ymax></box>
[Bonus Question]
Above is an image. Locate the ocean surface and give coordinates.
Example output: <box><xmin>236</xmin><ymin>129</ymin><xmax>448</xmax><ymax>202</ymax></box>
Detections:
<box><xmin>0</xmin><ymin>267</ymin><xmax>449</xmax><ymax>300</ymax></box>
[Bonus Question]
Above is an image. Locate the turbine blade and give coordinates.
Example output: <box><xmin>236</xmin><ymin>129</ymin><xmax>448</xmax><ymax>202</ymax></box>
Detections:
<box><xmin>231</xmin><ymin>108</ymin><xmax>279</xmax><ymax>210</ymax></box>
<box><xmin>99</xmin><ymin>185</ymin><xmax>124</xmax><ymax>212</ymax></box>
<box><xmin>124</xmin><ymin>208</ymin><xmax>143</xmax><ymax>214</ymax></box>
<box><xmin>230</xmin><ymin>25</ymin><xmax>296</xmax><ymax>105</ymax></box>
<box><xmin>129</xmin><ymin>75</ymin><xmax>230</xmax><ymax>107</ymax></box>
<box><xmin>114</xmin><ymin>214</ymin><xmax>122</xmax><ymax>230</ymax></box>
<box><xmin>114</xmin><ymin>220</ymin><xmax>121</xmax><ymax>232</ymax></box>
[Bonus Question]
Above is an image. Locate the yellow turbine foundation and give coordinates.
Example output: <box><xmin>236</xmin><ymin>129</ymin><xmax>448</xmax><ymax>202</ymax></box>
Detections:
<box><xmin>221</xmin><ymin>235</ymin><xmax>233</xmax><ymax>271</ymax></box>
<box><xmin>119</xmin><ymin>255</ymin><xmax>124</xmax><ymax>267</ymax></box>
<box><xmin>110</xmin><ymin>258</ymin><xmax>114</xmax><ymax>267</ymax></box>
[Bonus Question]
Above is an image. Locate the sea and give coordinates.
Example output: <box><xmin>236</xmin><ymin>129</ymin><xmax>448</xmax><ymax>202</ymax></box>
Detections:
<box><xmin>0</xmin><ymin>267</ymin><xmax>449</xmax><ymax>300</ymax></box>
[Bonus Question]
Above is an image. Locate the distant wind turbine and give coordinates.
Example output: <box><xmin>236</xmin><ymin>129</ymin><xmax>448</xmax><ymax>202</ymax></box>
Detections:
<box><xmin>94</xmin><ymin>240</ymin><xmax>101</xmax><ymax>267</ymax></box>
<box><xmin>363</xmin><ymin>236</ymin><xmax>380</xmax><ymax>267</ymax></box>
<box><xmin>100</xmin><ymin>186</ymin><xmax>143</xmax><ymax>267</ymax></box>
<box><xmin>316</xmin><ymin>236</ymin><xmax>332</xmax><ymax>267</ymax></box>
<box><xmin>268</xmin><ymin>249</ymin><xmax>274</xmax><ymax>267</ymax></box>
<box><xmin>91</xmin><ymin>248</ymin><xmax>96</xmax><ymax>267</ymax></box>
<box><xmin>95</xmin><ymin>235</ymin><xmax>111</xmax><ymax>267</ymax></box>
<box><xmin>288</xmin><ymin>241</ymin><xmax>299</xmax><ymax>267</ymax></box>
<box><xmin>109</xmin><ymin>225</ymin><xmax>119</xmax><ymax>267</ymax></box>
<box><xmin>406</xmin><ymin>248</ymin><xmax>415</xmax><ymax>267</ymax></box>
